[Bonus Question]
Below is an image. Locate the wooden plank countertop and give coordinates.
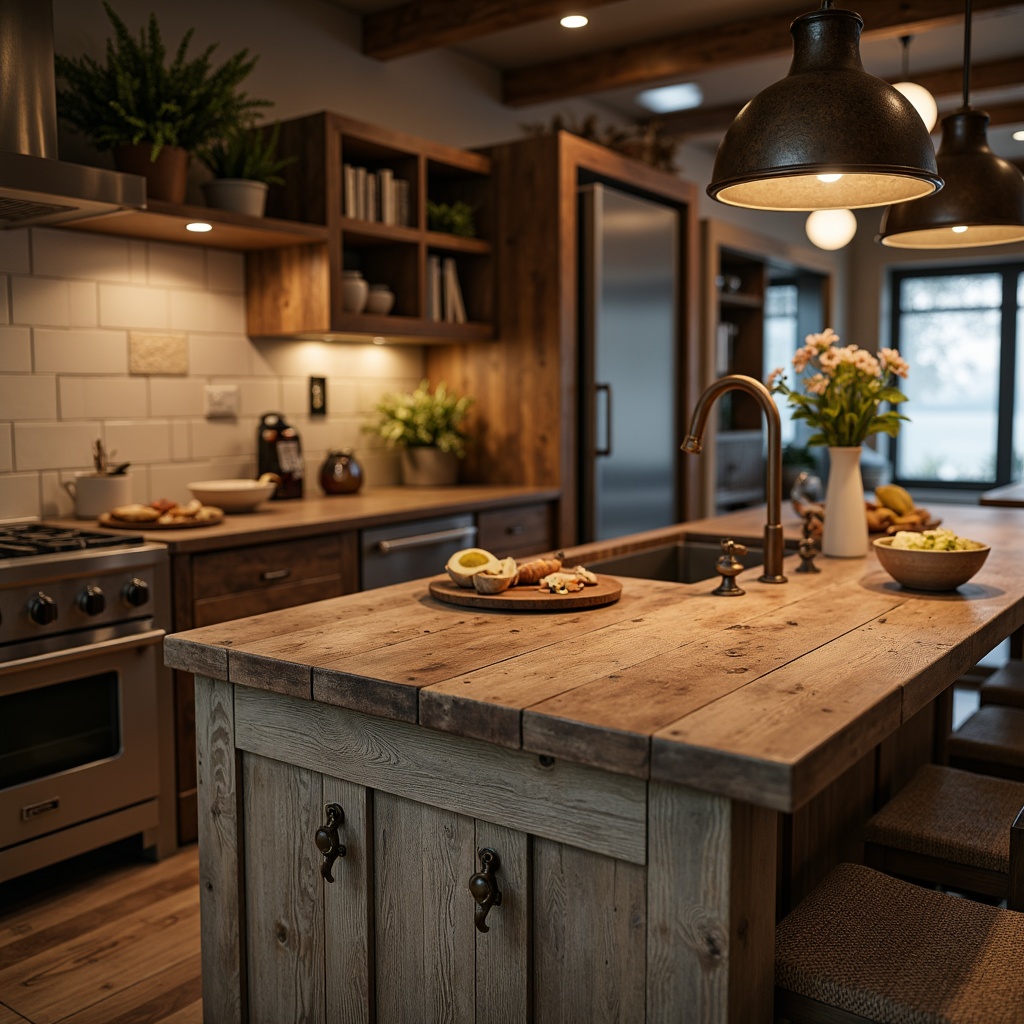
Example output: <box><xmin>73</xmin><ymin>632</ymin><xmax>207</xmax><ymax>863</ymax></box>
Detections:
<box><xmin>48</xmin><ymin>485</ymin><xmax>559</xmax><ymax>554</ymax></box>
<box><xmin>164</xmin><ymin>502</ymin><xmax>1024</xmax><ymax>814</ymax></box>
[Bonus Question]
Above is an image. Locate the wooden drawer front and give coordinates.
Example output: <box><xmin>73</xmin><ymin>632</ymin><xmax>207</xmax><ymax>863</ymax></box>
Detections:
<box><xmin>193</xmin><ymin>575</ymin><xmax>344</xmax><ymax>628</ymax></box>
<box><xmin>235</xmin><ymin>686</ymin><xmax>647</xmax><ymax>865</ymax></box>
<box><xmin>476</xmin><ymin>503</ymin><xmax>554</xmax><ymax>558</ymax></box>
<box><xmin>193</xmin><ymin>535</ymin><xmax>340</xmax><ymax>600</ymax></box>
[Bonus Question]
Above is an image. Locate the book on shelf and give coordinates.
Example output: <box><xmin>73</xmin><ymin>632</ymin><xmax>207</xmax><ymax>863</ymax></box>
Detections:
<box><xmin>427</xmin><ymin>255</ymin><xmax>442</xmax><ymax>322</ymax></box>
<box><xmin>366</xmin><ymin>174</ymin><xmax>378</xmax><ymax>222</ymax></box>
<box><xmin>442</xmin><ymin>257</ymin><xmax>467</xmax><ymax>324</ymax></box>
<box><xmin>354</xmin><ymin>166</ymin><xmax>367</xmax><ymax>220</ymax></box>
<box><xmin>395</xmin><ymin>179</ymin><xmax>410</xmax><ymax>227</ymax></box>
<box><xmin>377</xmin><ymin>168</ymin><xmax>394</xmax><ymax>224</ymax></box>
<box><xmin>343</xmin><ymin>164</ymin><xmax>357</xmax><ymax>218</ymax></box>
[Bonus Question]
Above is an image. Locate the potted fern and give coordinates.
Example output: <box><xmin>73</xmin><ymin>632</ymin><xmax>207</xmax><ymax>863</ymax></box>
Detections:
<box><xmin>55</xmin><ymin>2</ymin><xmax>270</xmax><ymax>203</ymax></box>
<box><xmin>364</xmin><ymin>380</ymin><xmax>474</xmax><ymax>486</ymax></box>
<box><xmin>198</xmin><ymin>123</ymin><xmax>295</xmax><ymax>217</ymax></box>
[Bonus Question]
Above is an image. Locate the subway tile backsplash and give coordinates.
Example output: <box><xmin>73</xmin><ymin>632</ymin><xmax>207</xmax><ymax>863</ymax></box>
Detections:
<box><xmin>1</xmin><ymin>226</ymin><xmax>422</xmax><ymax>519</ymax></box>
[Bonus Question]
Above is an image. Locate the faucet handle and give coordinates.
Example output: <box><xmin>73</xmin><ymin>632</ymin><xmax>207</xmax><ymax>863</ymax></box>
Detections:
<box><xmin>713</xmin><ymin>538</ymin><xmax>747</xmax><ymax>596</ymax></box>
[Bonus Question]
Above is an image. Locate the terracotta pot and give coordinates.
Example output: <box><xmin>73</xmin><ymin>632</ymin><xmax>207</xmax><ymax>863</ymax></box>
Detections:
<box><xmin>113</xmin><ymin>143</ymin><xmax>189</xmax><ymax>204</ymax></box>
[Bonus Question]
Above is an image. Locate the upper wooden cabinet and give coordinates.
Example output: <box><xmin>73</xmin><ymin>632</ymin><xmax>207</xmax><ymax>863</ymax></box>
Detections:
<box><xmin>247</xmin><ymin>111</ymin><xmax>496</xmax><ymax>343</ymax></box>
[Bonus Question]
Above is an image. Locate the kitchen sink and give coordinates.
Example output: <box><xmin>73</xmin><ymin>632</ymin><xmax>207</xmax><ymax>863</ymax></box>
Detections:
<box><xmin>586</xmin><ymin>539</ymin><xmax>765</xmax><ymax>585</ymax></box>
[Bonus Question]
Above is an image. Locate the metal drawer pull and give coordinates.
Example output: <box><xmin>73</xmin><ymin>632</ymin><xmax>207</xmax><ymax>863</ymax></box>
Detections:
<box><xmin>314</xmin><ymin>803</ymin><xmax>346</xmax><ymax>882</ymax></box>
<box><xmin>469</xmin><ymin>847</ymin><xmax>502</xmax><ymax>933</ymax></box>
<box><xmin>261</xmin><ymin>568</ymin><xmax>292</xmax><ymax>581</ymax></box>
<box><xmin>506</xmin><ymin>524</ymin><xmax>524</xmax><ymax>535</ymax></box>
<box><xmin>377</xmin><ymin>526</ymin><xmax>476</xmax><ymax>554</ymax></box>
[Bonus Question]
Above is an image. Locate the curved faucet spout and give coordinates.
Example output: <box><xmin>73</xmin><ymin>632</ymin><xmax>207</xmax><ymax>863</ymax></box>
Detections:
<box><xmin>682</xmin><ymin>374</ymin><xmax>787</xmax><ymax>584</ymax></box>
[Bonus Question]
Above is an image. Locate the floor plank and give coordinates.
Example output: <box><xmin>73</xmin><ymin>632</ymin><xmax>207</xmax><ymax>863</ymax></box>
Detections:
<box><xmin>0</xmin><ymin>842</ymin><xmax>200</xmax><ymax>1024</ymax></box>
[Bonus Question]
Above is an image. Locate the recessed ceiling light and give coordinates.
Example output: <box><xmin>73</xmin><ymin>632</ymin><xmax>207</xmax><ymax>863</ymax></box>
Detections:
<box><xmin>560</xmin><ymin>14</ymin><xmax>588</xmax><ymax>29</ymax></box>
<box><xmin>1014</xmin><ymin>129</ymin><xmax>1024</xmax><ymax>142</ymax></box>
<box><xmin>635</xmin><ymin>82</ymin><xmax>703</xmax><ymax>114</ymax></box>
<box><xmin>186</xmin><ymin>222</ymin><xmax>213</xmax><ymax>233</ymax></box>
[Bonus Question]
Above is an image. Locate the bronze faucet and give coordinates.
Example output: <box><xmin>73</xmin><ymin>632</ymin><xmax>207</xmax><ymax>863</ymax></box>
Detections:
<box><xmin>681</xmin><ymin>374</ymin><xmax>787</xmax><ymax>584</ymax></box>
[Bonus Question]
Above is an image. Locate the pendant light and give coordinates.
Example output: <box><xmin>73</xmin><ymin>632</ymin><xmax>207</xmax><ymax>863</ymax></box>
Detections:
<box><xmin>893</xmin><ymin>36</ymin><xmax>938</xmax><ymax>132</ymax></box>
<box><xmin>707</xmin><ymin>1</ymin><xmax>942</xmax><ymax>211</ymax></box>
<box><xmin>878</xmin><ymin>0</ymin><xmax>1024</xmax><ymax>248</ymax></box>
<box><xmin>806</xmin><ymin>208</ymin><xmax>857</xmax><ymax>249</ymax></box>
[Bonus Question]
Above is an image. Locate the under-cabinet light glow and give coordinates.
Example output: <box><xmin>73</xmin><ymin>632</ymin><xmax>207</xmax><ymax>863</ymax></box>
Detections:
<box><xmin>817</xmin><ymin>174</ymin><xmax>843</xmax><ymax>183</ymax></box>
<box><xmin>186</xmin><ymin>222</ymin><xmax>213</xmax><ymax>233</ymax></box>
<box><xmin>560</xmin><ymin>15</ymin><xmax>588</xmax><ymax>28</ymax></box>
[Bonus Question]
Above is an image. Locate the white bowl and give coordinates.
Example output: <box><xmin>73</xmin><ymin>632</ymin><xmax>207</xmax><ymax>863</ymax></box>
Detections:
<box><xmin>188</xmin><ymin>477</ymin><xmax>277</xmax><ymax>513</ymax></box>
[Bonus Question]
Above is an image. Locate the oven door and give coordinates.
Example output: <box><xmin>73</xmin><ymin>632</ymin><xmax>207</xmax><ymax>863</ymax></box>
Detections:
<box><xmin>0</xmin><ymin>628</ymin><xmax>164</xmax><ymax>850</ymax></box>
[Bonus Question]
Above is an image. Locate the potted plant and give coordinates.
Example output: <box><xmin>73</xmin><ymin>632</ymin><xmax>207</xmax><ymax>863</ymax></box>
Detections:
<box><xmin>364</xmin><ymin>380</ymin><xmax>474</xmax><ymax>486</ymax></box>
<box><xmin>426</xmin><ymin>200</ymin><xmax>476</xmax><ymax>237</ymax></box>
<box><xmin>55</xmin><ymin>2</ymin><xmax>270</xmax><ymax>204</ymax></box>
<box><xmin>198</xmin><ymin>122</ymin><xmax>295</xmax><ymax>217</ymax></box>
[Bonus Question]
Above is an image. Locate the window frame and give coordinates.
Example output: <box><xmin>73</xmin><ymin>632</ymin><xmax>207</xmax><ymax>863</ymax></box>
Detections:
<box><xmin>888</xmin><ymin>260</ymin><xmax>1023</xmax><ymax>492</ymax></box>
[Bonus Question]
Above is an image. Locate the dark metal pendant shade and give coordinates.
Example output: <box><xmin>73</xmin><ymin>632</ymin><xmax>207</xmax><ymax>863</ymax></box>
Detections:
<box><xmin>878</xmin><ymin>109</ymin><xmax>1024</xmax><ymax>247</ymax></box>
<box><xmin>707</xmin><ymin>6</ymin><xmax>942</xmax><ymax>211</ymax></box>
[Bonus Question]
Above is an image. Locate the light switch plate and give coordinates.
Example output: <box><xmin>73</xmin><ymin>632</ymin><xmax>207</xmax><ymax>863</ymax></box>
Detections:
<box><xmin>204</xmin><ymin>384</ymin><xmax>240</xmax><ymax>418</ymax></box>
<box><xmin>310</xmin><ymin>376</ymin><xmax>327</xmax><ymax>416</ymax></box>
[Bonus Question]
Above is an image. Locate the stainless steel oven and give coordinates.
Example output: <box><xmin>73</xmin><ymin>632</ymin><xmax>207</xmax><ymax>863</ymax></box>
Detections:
<box><xmin>0</xmin><ymin>523</ymin><xmax>175</xmax><ymax>883</ymax></box>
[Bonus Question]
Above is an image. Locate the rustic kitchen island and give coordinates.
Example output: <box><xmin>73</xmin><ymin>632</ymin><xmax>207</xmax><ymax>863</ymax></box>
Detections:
<box><xmin>164</xmin><ymin>503</ymin><xmax>1024</xmax><ymax>1023</ymax></box>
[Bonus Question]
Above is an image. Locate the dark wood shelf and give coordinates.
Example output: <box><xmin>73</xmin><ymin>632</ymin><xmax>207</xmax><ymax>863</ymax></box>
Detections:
<box><xmin>425</xmin><ymin>231</ymin><xmax>491</xmax><ymax>255</ymax></box>
<box><xmin>719</xmin><ymin>291</ymin><xmax>763</xmax><ymax>309</ymax></box>
<box><xmin>65</xmin><ymin>198</ymin><xmax>329</xmax><ymax>250</ymax></box>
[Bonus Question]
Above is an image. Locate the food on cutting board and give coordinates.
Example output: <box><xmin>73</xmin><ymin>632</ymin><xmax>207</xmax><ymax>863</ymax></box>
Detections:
<box><xmin>890</xmin><ymin>528</ymin><xmax>984</xmax><ymax>551</ymax></box>
<box><xmin>867</xmin><ymin>484</ymin><xmax>938</xmax><ymax>535</ymax></box>
<box><xmin>444</xmin><ymin>548</ymin><xmax>599</xmax><ymax>596</ymax></box>
<box><xmin>108</xmin><ymin>498</ymin><xmax>223</xmax><ymax>526</ymax></box>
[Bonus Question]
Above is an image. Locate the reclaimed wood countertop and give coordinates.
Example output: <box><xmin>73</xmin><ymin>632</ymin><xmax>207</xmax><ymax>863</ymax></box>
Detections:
<box><xmin>49</xmin><ymin>484</ymin><xmax>559</xmax><ymax>553</ymax></box>
<box><xmin>165</xmin><ymin>502</ymin><xmax>1024</xmax><ymax>813</ymax></box>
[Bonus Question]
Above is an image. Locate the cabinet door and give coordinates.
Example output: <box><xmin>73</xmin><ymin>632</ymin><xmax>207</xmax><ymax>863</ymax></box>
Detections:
<box><xmin>242</xmin><ymin>752</ymin><xmax>371</xmax><ymax>1024</ymax></box>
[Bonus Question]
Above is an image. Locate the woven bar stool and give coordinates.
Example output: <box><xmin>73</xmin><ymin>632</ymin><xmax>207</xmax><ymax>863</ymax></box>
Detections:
<box><xmin>863</xmin><ymin>763</ymin><xmax>1024</xmax><ymax>909</ymax></box>
<box><xmin>980</xmin><ymin>659</ymin><xmax>1024</xmax><ymax>709</ymax></box>
<box><xmin>775</xmin><ymin>863</ymin><xmax>1024</xmax><ymax>1023</ymax></box>
<box><xmin>947</xmin><ymin>704</ymin><xmax>1024</xmax><ymax>782</ymax></box>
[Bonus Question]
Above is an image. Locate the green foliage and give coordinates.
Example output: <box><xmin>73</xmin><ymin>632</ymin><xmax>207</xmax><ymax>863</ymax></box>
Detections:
<box><xmin>364</xmin><ymin>380</ymin><xmax>474</xmax><ymax>458</ymax></box>
<box><xmin>427</xmin><ymin>200</ymin><xmax>476</xmax><ymax>237</ymax></box>
<box><xmin>55</xmin><ymin>2</ymin><xmax>271</xmax><ymax>158</ymax></box>
<box><xmin>198</xmin><ymin>123</ymin><xmax>295</xmax><ymax>184</ymax></box>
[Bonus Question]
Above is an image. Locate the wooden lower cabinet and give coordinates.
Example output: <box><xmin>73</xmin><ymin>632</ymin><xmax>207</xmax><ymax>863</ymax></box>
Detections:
<box><xmin>198</xmin><ymin>679</ymin><xmax>653</xmax><ymax>1023</ymax></box>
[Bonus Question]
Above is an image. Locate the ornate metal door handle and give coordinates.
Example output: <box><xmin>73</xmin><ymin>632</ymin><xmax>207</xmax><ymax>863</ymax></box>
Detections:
<box><xmin>314</xmin><ymin>803</ymin><xmax>346</xmax><ymax>882</ymax></box>
<box><xmin>468</xmin><ymin>847</ymin><xmax>502</xmax><ymax>932</ymax></box>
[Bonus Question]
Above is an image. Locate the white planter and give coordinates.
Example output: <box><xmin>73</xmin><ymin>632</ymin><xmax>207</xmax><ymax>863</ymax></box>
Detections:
<box><xmin>400</xmin><ymin>448</ymin><xmax>458</xmax><ymax>486</ymax></box>
<box><xmin>202</xmin><ymin>179</ymin><xmax>269</xmax><ymax>217</ymax></box>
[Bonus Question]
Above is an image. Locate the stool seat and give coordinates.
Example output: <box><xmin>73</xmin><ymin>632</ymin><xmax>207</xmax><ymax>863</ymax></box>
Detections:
<box><xmin>947</xmin><ymin>704</ymin><xmax>1024</xmax><ymax>781</ymax></box>
<box><xmin>865</xmin><ymin>763</ymin><xmax>1024</xmax><ymax>875</ymax></box>
<box><xmin>980</xmin><ymin>659</ymin><xmax>1024</xmax><ymax>709</ymax></box>
<box><xmin>775</xmin><ymin>863</ymin><xmax>1024</xmax><ymax>1023</ymax></box>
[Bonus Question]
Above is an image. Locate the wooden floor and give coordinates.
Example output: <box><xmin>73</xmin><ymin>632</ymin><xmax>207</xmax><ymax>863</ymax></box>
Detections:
<box><xmin>0</xmin><ymin>839</ymin><xmax>201</xmax><ymax>1024</ymax></box>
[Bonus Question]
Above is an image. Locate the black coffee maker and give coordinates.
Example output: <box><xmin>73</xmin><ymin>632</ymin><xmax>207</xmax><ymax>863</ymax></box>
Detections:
<box><xmin>258</xmin><ymin>413</ymin><xmax>304</xmax><ymax>500</ymax></box>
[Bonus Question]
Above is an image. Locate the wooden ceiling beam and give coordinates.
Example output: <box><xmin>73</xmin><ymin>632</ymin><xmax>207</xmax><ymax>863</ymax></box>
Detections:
<box><xmin>658</xmin><ymin>58</ymin><xmax>1024</xmax><ymax>138</ymax></box>
<box><xmin>982</xmin><ymin>98</ymin><xmax>1024</xmax><ymax>127</ymax></box>
<box><xmin>502</xmin><ymin>0</ymin><xmax>1024</xmax><ymax>107</ymax></box>
<box><xmin>362</xmin><ymin>0</ymin><xmax>619</xmax><ymax>60</ymax></box>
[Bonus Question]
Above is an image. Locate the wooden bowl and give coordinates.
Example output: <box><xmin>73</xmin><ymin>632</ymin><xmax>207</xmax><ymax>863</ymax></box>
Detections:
<box><xmin>188</xmin><ymin>477</ymin><xmax>276</xmax><ymax>513</ymax></box>
<box><xmin>872</xmin><ymin>537</ymin><xmax>990</xmax><ymax>591</ymax></box>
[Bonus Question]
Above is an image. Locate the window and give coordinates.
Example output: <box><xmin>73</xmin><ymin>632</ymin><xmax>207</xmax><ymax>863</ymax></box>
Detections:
<box><xmin>889</xmin><ymin>263</ymin><xmax>1024</xmax><ymax>489</ymax></box>
<box><xmin>765</xmin><ymin>283</ymin><xmax>799</xmax><ymax>446</ymax></box>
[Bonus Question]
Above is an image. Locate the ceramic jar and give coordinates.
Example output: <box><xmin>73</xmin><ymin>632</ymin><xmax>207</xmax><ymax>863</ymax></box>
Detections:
<box><xmin>822</xmin><ymin>446</ymin><xmax>868</xmax><ymax>557</ymax></box>
<box><xmin>319</xmin><ymin>448</ymin><xmax>364</xmax><ymax>494</ymax></box>
<box><xmin>342</xmin><ymin>270</ymin><xmax>369</xmax><ymax>313</ymax></box>
<box><xmin>365</xmin><ymin>283</ymin><xmax>395</xmax><ymax>315</ymax></box>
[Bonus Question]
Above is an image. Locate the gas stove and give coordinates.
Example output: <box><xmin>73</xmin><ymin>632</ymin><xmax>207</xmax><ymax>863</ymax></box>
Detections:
<box><xmin>0</xmin><ymin>521</ymin><xmax>169</xmax><ymax>657</ymax></box>
<box><xmin>0</xmin><ymin>522</ymin><xmax>147</xmax><ymax>559</ymax></box>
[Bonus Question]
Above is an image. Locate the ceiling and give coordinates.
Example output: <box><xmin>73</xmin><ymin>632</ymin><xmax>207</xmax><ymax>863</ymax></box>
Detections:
<box><xmin>332</xmin><ymin>0</ymin><xmax>1024</xmax><ymax>162</ymax></box>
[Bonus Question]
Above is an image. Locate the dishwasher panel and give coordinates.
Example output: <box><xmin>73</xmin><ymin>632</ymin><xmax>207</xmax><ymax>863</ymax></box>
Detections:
<box><xmin>361</xmin><ymin>515</ymin><xmax>477</xmax><ymax>589</ymax></box>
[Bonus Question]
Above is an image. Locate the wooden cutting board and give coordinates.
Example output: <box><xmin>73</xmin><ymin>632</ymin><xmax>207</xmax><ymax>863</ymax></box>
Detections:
<box><xmin>428</xmin><ymin>575</ymin><xmax>622</xmax><ymax>612</ymax></box>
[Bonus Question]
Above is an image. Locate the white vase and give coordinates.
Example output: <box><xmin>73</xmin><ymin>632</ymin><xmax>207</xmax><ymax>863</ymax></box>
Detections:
<box><xmin>400</xmin><ymin>447</ymin><xmax>458</xmax><ymax>486</ymax></box>
<box><xmin>822</xmin><ymin>446</ymin><xmax>868</xmax><ymax>558</ymax></box>
<box><xmin>342</xmin><ymin>271</ymin><xmax>368</xmax><ymax>313</ymax></box>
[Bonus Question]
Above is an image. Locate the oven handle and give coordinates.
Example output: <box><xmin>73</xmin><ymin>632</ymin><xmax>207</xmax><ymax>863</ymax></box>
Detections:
<box><xmin>0</xmin><ymin>628</ymin><xmax>167</xmax><ymax>677</ymax></box>
<box><xmin>377</xmin><ymin>526</ymin><xmax>477</xmax><ymax>554</ymax></box>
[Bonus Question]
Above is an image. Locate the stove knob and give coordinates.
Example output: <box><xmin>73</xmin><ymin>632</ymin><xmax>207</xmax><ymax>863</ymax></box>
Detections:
<box><xmin>30</xmin><ymin>592</ymin><xmax>58</xmax><ymax>626</ymax></box>
<box><xmin>78</xmin><ymin>585</ymin><xmax>106</xmax><ymax>616</ymax></box>
<box><xmin>123</xmin><ymin>578</ymin><xmax>150</xmax><ymax>608</ymax></box>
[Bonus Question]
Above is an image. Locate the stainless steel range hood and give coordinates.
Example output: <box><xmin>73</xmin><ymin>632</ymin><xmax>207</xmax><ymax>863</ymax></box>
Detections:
<box><xmin>0</xmin><ymin>2</ymin><xmax>145</xmax><ymax>228</ymax></box>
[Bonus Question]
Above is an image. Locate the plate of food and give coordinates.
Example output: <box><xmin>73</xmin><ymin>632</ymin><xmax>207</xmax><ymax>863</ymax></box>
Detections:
<box><xmin>99</xmin><ymin>499</ymin><xmax>225</xmax><ymax>529</ymax></box>
<box><xmin>427</xmin><ymin>549</ymin><xmax>622</xmax><ymax>611</ymax></box>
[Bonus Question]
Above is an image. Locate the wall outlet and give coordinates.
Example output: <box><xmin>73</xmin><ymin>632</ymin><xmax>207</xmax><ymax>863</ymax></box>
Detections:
<box><xmin>310</xmin><ymin>376</ymin><xmax>327</xmax><ymax>416</ymax></box>
<box><xmin>204</xmin><ymin>384</ymin><xmax>240</xmax><ymax>419</ymax></box>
